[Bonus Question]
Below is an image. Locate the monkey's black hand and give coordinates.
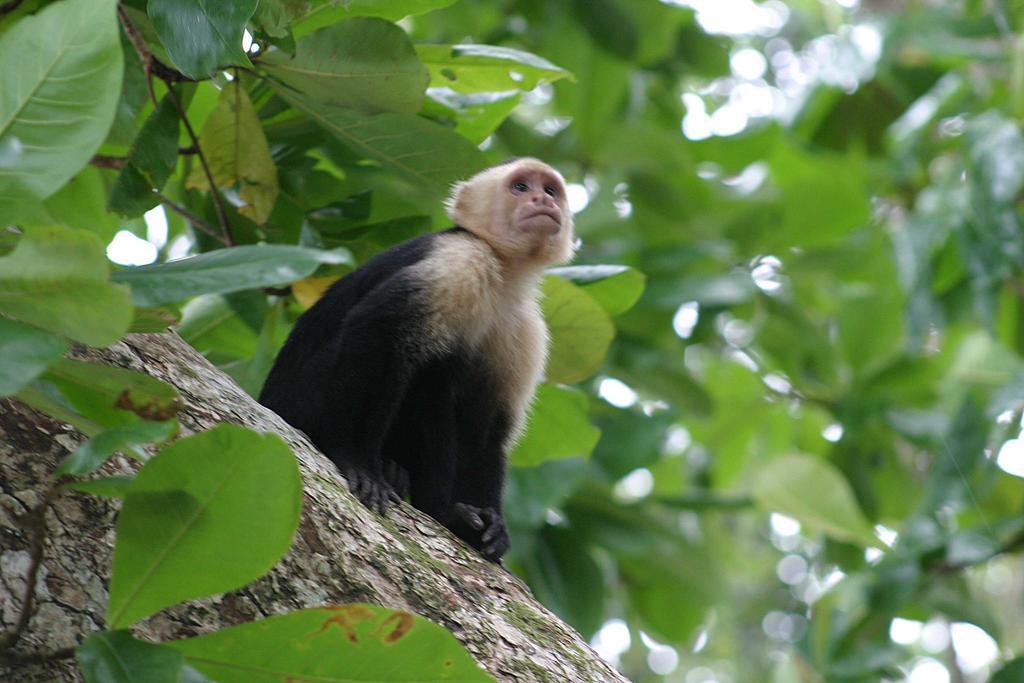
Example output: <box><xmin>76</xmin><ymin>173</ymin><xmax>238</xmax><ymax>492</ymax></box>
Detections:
<box><xmin>453</xmin><ymin>503</ymin><xmax>510</xmax><ymax>562</ymax></box>
<box><xmin>341</xmin><ymin>464</ymin><xmax>401</xmax><ymax>514</ymax></box>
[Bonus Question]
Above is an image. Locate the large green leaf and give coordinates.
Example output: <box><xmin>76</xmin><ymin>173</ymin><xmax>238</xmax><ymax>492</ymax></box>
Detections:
<box><xmin>108</xmin><ymin>94</ymin><xmax>181</xmax><ymax>218</ymax></box>
<box><xmin>108</xmin><ymin>424</ymin><xmax>302</xmax><ymax>627</ymax></box>
<box><xmin>548</xmin><ymin>265</ymin><xmax>646</xmax><ymax>316</ymax></box>
<box><xmin>185</xmin><ymin>81</ymin><xmax>279</xmax><ymax>224</ymax></box>
<box><xmin>0</xmin><ymin>317</ymin><xmax>68</xmax><ymax>397</ymax></box>
<box><xmin>167</xmin><ymin>605</ymin><xmax>493</xmax><ymax>682</ymax></box>
<box><xmin>510</xmin><ymin>384</ymin><xmax>601</xmax><ymax>467</ymax></box>
<box><xmin>148</xmin><ymin>0</ymin><xmax>256</xmax><ymax>79</ymax></box>
<box><xmin>542</xmin><ymin>275</ymin><xmax>615</xmax><ymax>384</ymax></box>
<box><xmin>112</xmin><ymin>245</ymin><xmax>352</xmax><ymax>307</ymax></box>
<box><xmin>752</xmin><ymin>454</ymin><xmax>879</xmax><ymax>547</ymax></box>
<box><xmin>269</xmin><ymin>87</ymin><xmax>486</xmax><ymax>197</ymax></box>
<box><xmin>416</xmin><ymin>44</ymin><xmax>571</xmax><ymax>94</ymax></box>
<box><xmin>0</xmin><ymin>0</ymin><xmax>122</xmax><ymax>208</ymax></box>
<box><xmin>0</xmin><ymin>227</ymin><xmax>133</xmax><ymax>346</ymax></box>
<box><xmin>77</xmin><ymin>630</ymin><xmax>188</xmax><ymax>683</ymax></box>
<box><xmin>261</xmin><ymin>18</ymin><xmax>429</xmax><ymax>115</ymax></box>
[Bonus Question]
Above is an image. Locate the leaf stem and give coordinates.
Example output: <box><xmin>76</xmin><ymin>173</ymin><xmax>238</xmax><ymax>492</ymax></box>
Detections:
<box><xmin>155</xmin><ymin>191</ymin><xmax>229</xmax><ymax>246</ymax></box>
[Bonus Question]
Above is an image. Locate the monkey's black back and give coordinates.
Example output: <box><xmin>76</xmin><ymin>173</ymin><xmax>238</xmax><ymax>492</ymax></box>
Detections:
<box><xmin>258</xmin><ymin>228</ymin><xmax>513</xmax><ymax>560</ymax></box>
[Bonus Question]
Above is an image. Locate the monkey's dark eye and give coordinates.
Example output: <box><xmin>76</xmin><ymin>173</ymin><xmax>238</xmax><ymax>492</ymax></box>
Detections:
<box><xmin>544</xmin><ymin>185</ymin><xmax>558</xmax><ymax>197</ymax></box>
<box><xmin>512</xmin><ymin>181</ymin><xmax>529</xmax><ymax>192</ymax></box>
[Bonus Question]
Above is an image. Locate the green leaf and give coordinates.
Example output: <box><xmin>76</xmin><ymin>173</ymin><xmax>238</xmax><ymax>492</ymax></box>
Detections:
<box><xmin>269</xmin><ymin>86</ymin><xmax>486</xmax><ymax>198</ymax></box>
<box><xmin>521</xmin><ymin>525</ymin><xmax>604</xmax><ymax>637</ymax></box>
<box><xmin>42</xmin><ymin>167</ymin><xmax>121</xmax><ymax>243</ymax></box>
<box><xmin>57</xmin><ymin>419</ymin><xmax>177</xmax><ymax>476</ymax></box>
<box><xmin>0</xmin><ymin>227</ymin><xmax>133</xmax><ymax>346</ymax></box>
<box><xmin>261</xmin><ymin>18</ymin><xmax>429</xmax><ymax>115</ymax></box>
<box><xmin>0</xmin><ymin>0</ymin><xmax>123</xmax><ymax>208</ymax></box>
<box><xmin>769</xmin><ymin>144</ymin><xmax>871</xmax><ymax>248</ymax></box>
<box><xmin>166</xmin><ymin>605</ymin><xmax>494</xmax><ymax>682</ymax></box>
<box><xmin>548</xmin><ymin>265</ymin><xmax>646</xmax><ymax>316</ymax></box>
<box><xmin>148</xmin><ymin>0</ymin><xmax>256</xmax><ymax>79</ymax></box>
<box><xmin>422</xmin><ymin>90</ymin><xmax>521</xmax><ymax>145</ymax></box>
<box><xmin>510</xmin><ymin>384</ymin><xmax>601</xmax><ymax>467</ymax></box>
<box><xmin>542</xmin><ymin>275</ymin><xmax>615</xmax><ymax>384</ymax></box>
<box><xmin>290</xmin><ymin>0</ymin><xmax>459</xmax><ymax>35</ymax></box>
<box><xmin>108</xmin><ymin>94</ymin><xmax>181</xmax><ymax>218</ymax></box>
<box><xmin>66</xmin><ymin>475</ymin><xmax>135</xmax><ymax>499</ymax></box>
<box><xmin>108</xmin><ymin>424</ymin><xmax>302</xmax><ymax>628</ymax></box>
<box><xmin>0</xmin><ymin>317</ymin><xmax>69</xmax><ymax>397</ymax></box>
<box><xmin>77</xmin><ymin>630</ymin><xmax>185</xmax><ymax>683</ymax></box>
<box><xmin>185</xmin><ymin>81</ymin><xmax>278</xmax><ymax>224</ymax></box>
<box><xmin>112</xmin><ymin>245</ymin><xmax>353</xmax><ymax>307</ymax></box>
<box><xmin>992</xmin><ymin>657</ymin><xmax>1024</xmax><ymax>683</ymax></box>
<box><xmin>416</xmin><ymin>44</ymin><xmax>571</xmax><ymax>94</ymax></box>
<box><xmin>43</xmin><ymin>358</ymin><xmax>181</xmax><ymax>428</ymax></box>
<box><xmin>751</xmin><ymin>454</ymin><xmax>879</xmax><ymax>547</ymax></box>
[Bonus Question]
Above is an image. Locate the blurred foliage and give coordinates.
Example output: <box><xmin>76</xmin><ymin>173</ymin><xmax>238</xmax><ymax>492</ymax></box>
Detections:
<box><xmin>3</xmin><ymin>0</ymin><xmax>1024</xmax><ymax>681</ymax></box>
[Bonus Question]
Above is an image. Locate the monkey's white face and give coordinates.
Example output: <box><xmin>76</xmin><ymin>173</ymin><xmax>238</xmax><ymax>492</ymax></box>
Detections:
<box><xmin>446</xmin><ymin>158</ymin><xmax>576</xmax><ymax>268</ymax></box>
<box><xmin>506</xmin><ymin>166</ymin><xmax>567</xmax><ymax>237</ymax></box>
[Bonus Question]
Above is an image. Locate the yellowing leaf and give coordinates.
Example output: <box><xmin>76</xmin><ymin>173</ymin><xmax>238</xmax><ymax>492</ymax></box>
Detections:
<box><xmin>187</xmin><ymin>81</ymin><xmax>278</xmax><ymax>224</ymax></box>
<box><xmin>292</xmin><ymin>275</ymin><xmax>339</xmax><ymax>310</ymax></box>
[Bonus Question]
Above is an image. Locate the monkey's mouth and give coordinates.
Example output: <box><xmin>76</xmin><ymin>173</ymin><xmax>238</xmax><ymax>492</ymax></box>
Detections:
<box><xmin>523</xmin><ymin>209</ymin><xmax>561</xmax><ymax>230</ymax></box>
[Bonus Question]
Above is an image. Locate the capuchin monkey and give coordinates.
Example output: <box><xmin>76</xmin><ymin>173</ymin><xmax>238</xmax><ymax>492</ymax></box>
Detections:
<box><xmin>259</xmin><ymin>158</ymin><xmax>575</xmax><ymax>562</ymax></box>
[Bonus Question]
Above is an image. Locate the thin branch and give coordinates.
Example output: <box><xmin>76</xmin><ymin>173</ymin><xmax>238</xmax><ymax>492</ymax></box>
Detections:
<box><xmin>89</xmin><ymin>154</ymin><xmax>127</xmax><ymax>170</ymax></box>
<box><xmin>116</xmin><ymin>4</ymin><xmax>191</xmax><ymax>86</ymax></box>
<box><xmin>156</xmin><ymin>191</ymin><xmax>229</xmax><ymax>246</ymax></box>
<box><xmin>162</xmin><ymin>84</ymin><xmax>234</xmax><ymax>247</ymax></box>
<box><xmin>0</xmin><ymin>486</ymin><xmax>60</xmax><ymax>654</ymax></box>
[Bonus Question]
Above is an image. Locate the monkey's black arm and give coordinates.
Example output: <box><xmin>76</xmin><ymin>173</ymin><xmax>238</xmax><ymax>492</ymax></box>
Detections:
<box><xmin>315</xmin><ymin>279</ymin><xmax>426</xmax><ymax>511</ymax></box>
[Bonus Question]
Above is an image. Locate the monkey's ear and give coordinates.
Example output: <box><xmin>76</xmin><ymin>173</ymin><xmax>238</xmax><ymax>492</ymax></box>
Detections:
<box><xmin>444</xmin><ymin>181</ymin><xmax>467</xmax><ymax>224</ymax></box>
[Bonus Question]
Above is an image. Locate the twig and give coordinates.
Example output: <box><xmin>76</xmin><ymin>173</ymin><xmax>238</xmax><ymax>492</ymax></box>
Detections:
<box><xmin>116</xmin><ymin>5</ymin><xmax>191</xmax><ymax>89</ymax></box>
<box><xmin>0</xmin><ymin>486</ymin><xmax>60</xmax><ymax>654</ymax></box>
<box><xmin>162</xmin><ymin>85</ymin><xmax>234</xmax><ymax>246</ymax></box>
<box><xmin>156</xmin><ymin>191</ymin><xmax>229</xmax><ymax>246</ymax></box>
<box><xmin>89</xmin><ymin>154</ymin><xmax>127</xmax><ymax>170</ymax></box>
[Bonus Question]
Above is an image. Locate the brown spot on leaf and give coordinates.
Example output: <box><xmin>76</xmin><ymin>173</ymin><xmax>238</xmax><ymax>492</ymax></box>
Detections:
<box><xmin>375</xmin><ymin>611</ymin><xmax>415</xmax><ymax>644</ymax></box>
<box><xmin>115</xmin><ymin>389</ymin><xmax>182</xmax><ymax>421</ymax></box>
<box><xmin>318</xmin><ymin>605</ymin><xmax>375</xmax><ymax>643</ymax></box>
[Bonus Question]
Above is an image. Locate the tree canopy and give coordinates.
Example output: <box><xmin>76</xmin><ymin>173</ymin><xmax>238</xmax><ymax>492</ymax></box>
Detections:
<box><xmin>2</xmin><ymin>0</ymin><xmax>1024</xmax><ymax>682</ymax></box>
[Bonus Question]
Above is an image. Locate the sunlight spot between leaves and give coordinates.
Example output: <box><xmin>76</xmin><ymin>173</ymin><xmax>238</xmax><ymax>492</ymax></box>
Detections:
<box><xmin>951</xmin><ymin>622</ymin><xmax>999</xmax><ymax>674</ymax></box>
<box><xmin>613</xmin><ymin>468</ymin><xmax>654</xmax><ymax>502</ymax></box>
<box><xmin>144</xmin><ymin>206</ymin><xmax>168</xmax><ymax>249</ymax></box>
<box><xmin>890</xmin><ymin>617</ymin><xmax>923</xmax><ymax>645</ymax></box>
<box><xmin>909</xmin><ymin>658</ymin><xmax>949</xmax><ymax>683</ymax></box>
<box><xmin>770</xmin><ymin>513</ymin><xmax>801</xmax><ymax>537</ymax></box>
<box><xmin>673</xmin><ymin>301</ymin><xmax>700</xmax><ymax>339</ymax></box>
<box><xmin>107</xmin><ymin>230</ymin><xmax>157</xmax><ymax>266</ymax></box>
<box><xmin>996</xmin><ymin>438</ymin><xmax>1024</xmax><ymax>477</ymax></box>
<box><xmin>640</xmin><ymin>632</ymin><xmax>680</xmax><ymax>676</ymax></box>
<box><xmin>566</xmin><ymin>183</ymin><xmax>589</xmax><ymax>213</ymax></box>
<box><xmin>599</xmin><ymin>377</ymin><xmax>638</xmax><ymax>408</ymax></box>
<box><xmin>591</xmin><ymin>619</ymin><xmax>630</xmax><ymax>666</ymax></box>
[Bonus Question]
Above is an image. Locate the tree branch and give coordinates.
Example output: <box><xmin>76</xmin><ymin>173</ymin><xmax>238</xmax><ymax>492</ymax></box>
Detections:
<box><xmin>0</xmin><ymin>486</ymin><xmax>60</xmax><ymax>655</ymax></box>
<box><xmin>0</xmin><ymin>334</ymin><xmax>626</xmax><ymax>682</ymax></box>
